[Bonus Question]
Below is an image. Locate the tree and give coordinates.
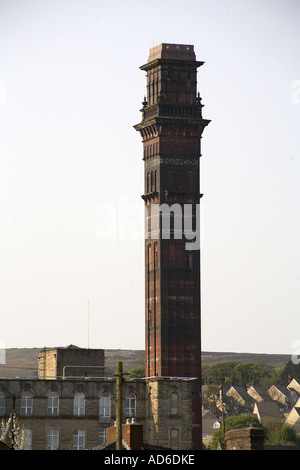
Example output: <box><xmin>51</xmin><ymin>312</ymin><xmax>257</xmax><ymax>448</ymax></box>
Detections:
<box><xmin>203</xmin><ymin>360</ymin><xmax>279</xmax><ymax>388</ymax></box>
<box><xmin>223</xmin><ymin>395</ymin><xmax>246</xmax><ymax>416</ymax></box>
<box><xmin>278</xmin><ymin>360</ymin><xmax>300</xmax><ymax>385</ymax></box>
<box><xmin>0</xmin><ymin>411</ymin><xmax>28</xmax><ymax>450</ymax></box>
<box><xmin>126</xmin><ymin>366</ymin><xmax>145</xmax><ymax>379</ymax></box>
<box><xmin>231</xmin><ymin>362</ymin><xmax>253</xmax><ymax>386</ymax></box>
<box><xmin>276</xmin><ymin>426</ymin><xmax>300</xmax><ymax>446</ymax></box>
<box><xmin>210</xmin><ymin>415</ymin><xmax>263</xmax><ymax>450</ymax></box>
<box><xmin>206</xmin><ymin>361</ymin><xmax>240</xmax><ymax>384</ymax></box>
<box><xmin>202</xmin><ymin>384</ymin><xmax>220</xmax><ymax>415</ymax></box>
<box><xmin>232</xmin><ymin>361</ymin><xmax>274</xmax><ymax>387</ymax></box>
<box><xmin>202</xmin><ymin>364</ymin><xmax>213</xmax><ymax>384</ymax></box>
<box><xmin>263</xmin><ymin>417</ymin><xmax>300</xmax><ymax>446</ymax></box>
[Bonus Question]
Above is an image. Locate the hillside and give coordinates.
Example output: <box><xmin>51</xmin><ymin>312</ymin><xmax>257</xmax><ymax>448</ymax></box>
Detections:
<box><xmin>0</xmin><ymin>348</ymin><xmax>291</xmax><ymax>378</ymax></box>
<box><xmin>201</xmin><ymin>351</ymin><xmax>290</xmax><ymax>367</ymax></box>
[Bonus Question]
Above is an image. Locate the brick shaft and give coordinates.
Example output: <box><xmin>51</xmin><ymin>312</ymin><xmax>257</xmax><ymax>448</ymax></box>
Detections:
<box><xmin>134</xmin><ymin>43</ymin><xmax>210</xmax><ymax>449</ymax></box>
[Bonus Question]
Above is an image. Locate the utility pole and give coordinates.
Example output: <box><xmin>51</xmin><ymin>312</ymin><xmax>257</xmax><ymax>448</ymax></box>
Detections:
<box><xmin>220</xmin><ymin>379</ymin><xmax>226</xmax><ymax>450</ymax></box>
<box><xmin>116</xmin><ymin>361</ymin><xmax>123</xmax><ymax>450</ymax></box>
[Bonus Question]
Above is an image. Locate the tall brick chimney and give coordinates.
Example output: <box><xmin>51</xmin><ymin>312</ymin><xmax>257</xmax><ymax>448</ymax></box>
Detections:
<box><xmin>134</xmin><ymin>43</ymin><xmax>210</xmax><ymax>450</ymax></box>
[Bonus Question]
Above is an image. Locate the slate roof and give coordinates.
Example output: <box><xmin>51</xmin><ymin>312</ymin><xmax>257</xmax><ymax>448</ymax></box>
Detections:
<box><xmin>247</xmin><ymin>385</ymin><xmax>269</xmax><ymax>402</ymax></box>
<box><xmin>202</xmin><ymin>409</ymin><xmax>221</xmax><ymax>435</ymax></box>
<box><xmin>254</xmin><ymin>401</ymin><xmax>281</xmax><ymax>419</ymax></box>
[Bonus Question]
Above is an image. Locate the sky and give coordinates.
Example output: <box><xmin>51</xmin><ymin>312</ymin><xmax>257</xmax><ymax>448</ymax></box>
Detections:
<box><xmin>0</xmin><ymin>0</ymin><xmax>299</xmax><ymax>356</ymax></box>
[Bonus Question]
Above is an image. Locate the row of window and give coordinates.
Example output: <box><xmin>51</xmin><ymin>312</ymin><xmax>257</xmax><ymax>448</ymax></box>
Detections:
<box><xmin>146</xmin><ymin>170</ymin><xmax>157</xmax><ymax>193</ymax></box>
<box><xmin>144</xmin><ymin>142</ymin><xmax>159</xmax><ymax>159</ymax></box>
<box><xmin>16</xmin><ymin>425</ymin><xmax>183</xmax><ymax>451</ymax></box>
<box><xmin>14</xmin><ymin>428</ymin><xmax>88</xmax><ymax>450</ymax></box>
<box><xmin>0</xmin><ymin>391</ymin><xmax>137</xmax><ymax>418</ymax></box>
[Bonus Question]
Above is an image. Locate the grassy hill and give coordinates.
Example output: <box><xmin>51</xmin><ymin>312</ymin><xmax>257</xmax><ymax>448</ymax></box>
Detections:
<box><xmin>0</xmin><ymin>347</ymin><xmax>290</xmax><ymax>378</ymax></box>
<box><xmin>201</xmin><ymin>351</ymin><xmax>290</xmax><ymax>367</ymax></box>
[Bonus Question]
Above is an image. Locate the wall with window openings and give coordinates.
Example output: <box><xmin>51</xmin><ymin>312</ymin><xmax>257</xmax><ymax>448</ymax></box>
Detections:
<box><xmin>0</xmin><ymin>378</ymin><xmax>146</xmax><ymax>450</ymax></box>
<box><xmin>0</xmin><ymin>378</ymin><xmax>193</xmax><ymax>450</ymax></box>
<box><xmin>146</xmin><ymin>378</ymin><xmax>193</xmax><ymax>450</ymax></box>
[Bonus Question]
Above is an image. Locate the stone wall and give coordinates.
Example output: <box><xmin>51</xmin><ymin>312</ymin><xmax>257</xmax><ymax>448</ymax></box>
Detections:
<box><xmin>39</xmin><ymin>346</ymin><xmax>105</xmax><ymax>378</ymax></box>
<box><xmin>146</xmin><ymin>378</ymin><xmax>193</xmax><ymax>450</ymax></box>
<box><xmin>0</xmin><ymin>377</ymin><xmax>146</xmax><ymax>450</ymax></box>
<box><xmin>0</xmin><ymin>376</ymin><xmax>193</xmax><ymax>450</ymax></box>
<box><xmin>225</xmin><ymin>427</ymin><xmax>265</xmax><ymax>450</ymax></box>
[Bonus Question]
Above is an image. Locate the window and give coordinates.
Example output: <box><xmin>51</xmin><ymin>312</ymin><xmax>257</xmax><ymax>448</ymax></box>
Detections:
<box><xmin>125</xmin><ymin>392</ymin><xmax>136</xmax><ymax>418</ymax></box>
<box><xmin>47</xmin><ymin>429</ymin><xmax>59</xmax><ymax>450</ymax></box>
<box><xmin>170</xmin><ymin>428</ymin><xmax>179</xmax><ymax>450</ymax></box>
<box><xmin>99</xmin><ymin>392</ymin><xmax>111</xmax><ymax>418</ymax></box>
<box><xmin>24</xmin><ymin>429</ymin><xmax>32</xmax><ymax>450</ymax></box>
<box><xmin>20</xmin><ymin>391</ymin><xmax>33</xmax><ymax>416</ymax></box>
<box><xmin>170</xmin><ymin>393</ymin><xmax>179</xmax><ymax>416</ymax></box>
<box><xmin>213</xmin><ymin>421</ymin><xmax>220</xmax><ymax>429</ymax></box>
<box><xmin>73</xmin><ymin>392</ymin><xmax>85</xmax><ymax>416</ymax></box>
<box><xmin>73</xmin><ymin>429</ymin><xmax>85</xmax><ymax>450</ymax></box>
<box><xmin>99</xmin><ymin>429</ymin><xmax>106</xmax><ymax>446</ymax></box>
<box><xmin>47</xmin><ymin>392</ymin><xmax>59</xmax><ymax>416</ymax></box>
<box><xmin>0</xmin><ymin>391</ymin><xmax>6</xmax><ymax>416</ymax></box>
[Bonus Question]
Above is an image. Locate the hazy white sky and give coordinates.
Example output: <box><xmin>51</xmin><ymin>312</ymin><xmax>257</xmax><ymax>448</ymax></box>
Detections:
<box><xmin>0</xmin><ymin>0</ymin><xmax>299</xmax><ymax>355</ymax></box>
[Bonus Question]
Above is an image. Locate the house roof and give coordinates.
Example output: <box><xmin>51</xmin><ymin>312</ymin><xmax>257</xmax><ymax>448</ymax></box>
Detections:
<box><xmin>247</xmin><ymin>385</ymin><xmax>269</xmax><ymax>401</ymax></box>
<box><xmin>202</xmin><ymin>409</ymin><xmax>218</xmax><ymax>420</ymax></box>
<box><xmin>289</xmin><ymin>390</ymin><xmax>300</xmax><ymax>406</ymax></box>
<box><xmin>293</xmin><ymin>407</ymin><xmax>300</xmax><ymax>417</ymax></box>
<box><xmin>202</xmin><ymin>419</ymin><xmax>221</xmax><ymax>434</ymax></box>
<box><xmin>227</xmin><ymin>385</ymin><xmax>254</xmax><ymax>405</ymax></box>
<box><xmin>227</xmin><ymin>384</ymin><xmax>247</xmax><ymax>397</ymax></box>
<box><xmin>284</xmin><ymin>406</ymin><xmax>300</xmax><ymax>426</ymax></box>
<box><xmin>254</xmin><ymin>401</ymin><xmax>281</xmax><ymax>419</ymax></box>
<box><xmin>202</xmin><ymin>409</ymin><xmax>221</xmax><ymax>434</ymax></box>
<box><xmin>287</xmin><ymin>379</ymin><xmax>300</xmax><ymax>393</ymax></box>
<box><xmin>221</xmin><ymin>382</ymin><xmax>231</xmax><ymax>394</ymax></box>
<box><xmin>268</xmin><ymin>385</ymin><xmax>289</xmax><ymax>396</ymax></box>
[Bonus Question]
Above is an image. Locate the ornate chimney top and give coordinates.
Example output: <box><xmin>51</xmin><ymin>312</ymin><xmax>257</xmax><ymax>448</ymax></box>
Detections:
<box><xmin>147</xmin><ymin>43</ymin><xmax>196</xmax><ymax>62</ymax></box>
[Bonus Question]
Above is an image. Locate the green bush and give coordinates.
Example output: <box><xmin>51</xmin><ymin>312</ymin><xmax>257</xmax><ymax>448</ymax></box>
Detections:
<box><xmin>263</xmin><ymin>417</ymin><xmax>300</xmax><ymax>446</ymax></box>
<box><xmin>210</xmin><ymin>415</ymin><xmax>263</xmax><ymax>450</ymax></box>
<box><xmin>126</xmin><ymin>366</ymin><xmax>145</xmax><ymax>379</ymax></box>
